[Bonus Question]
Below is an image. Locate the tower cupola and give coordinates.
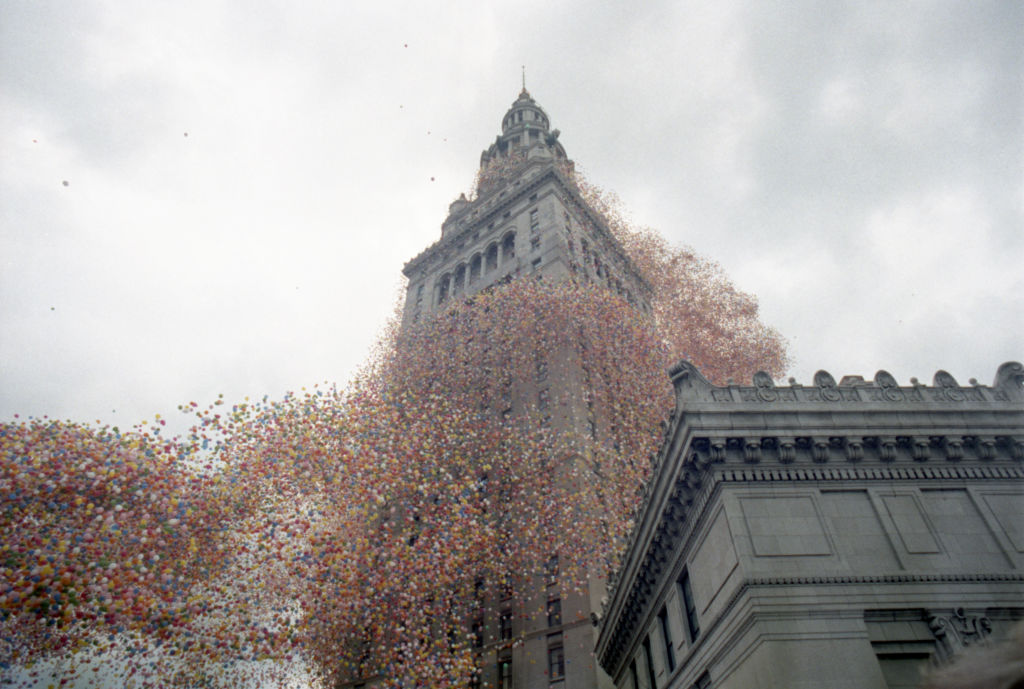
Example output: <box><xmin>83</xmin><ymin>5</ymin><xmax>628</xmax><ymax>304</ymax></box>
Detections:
<box><xmin>478</xmin><ymin>87</ymin><xmax>571</xmax><ymax>183</ymax></box>
<box><xmin>500</xmin><ymin>88</ymin><xmax>551</xmax><ymax>135</ymax></box>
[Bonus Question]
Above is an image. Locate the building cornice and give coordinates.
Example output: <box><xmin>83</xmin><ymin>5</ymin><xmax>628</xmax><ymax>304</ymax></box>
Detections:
<box><xmin>595</xmin><ymin>361</ymin><xmax>1024</xmax><ymax>674</ymax></box>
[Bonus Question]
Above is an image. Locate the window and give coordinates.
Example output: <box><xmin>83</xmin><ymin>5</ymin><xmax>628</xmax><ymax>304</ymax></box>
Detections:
<box><xmin>470</xmin><ymin>255</ymin><xmax>482</xmax><ymax>283</ymax></box>
<box><xmin>535</xmin><ymin>358</ymin><xmax>548</xmax><ymax>382</ymax></box>
<box><xmin>547</xmin><ymin>597</ymin><xmax>561</xmax><ymax>627</ymax></box>
<box><xmin>529</xmin><ymin>208</ymin><xmax>539</xmax><ymax>232</ymax></box>
<box><xmin>500</xmin><ymin>581</ymin><xmax>513</xmax><ymax>600</ymax></box>
<box><xmin>692</xmin><ymin>670</ymin><xmax>711</xmax><ymax>689</ymax></box>
<box><xmin>502</xmin><ymin>233</ymin><xmax>516</xmax><ymax>262</ymax></box>
<box><xmin>545</xmin><ymin>554</ymin><xmax>559</xmax><ymax>586</ymax></box>
<box><xmin>498</xmin><ymin>657</ymin><xmax>513</xmax><ymax>689</ymax></box>
<box><xmin>630</xmin><ymin>660</ymin><xmax>639</xmax><ymax>689</ymax></box>
<box><xmin>679</xmin><ymin>569</ymin><xmax>699</xmax><ymax>642</ymax></box>
<box><xmin>531</xmin><ymin>257</ymin><xmax>542</xmax><ymax>270</ymax></box>
<box><xmin>415</xmin><ymin>284</ymin><xmax>423</xmax><ymax>305</ymax></box>
<box><xmin>469</xmin><ymin>671</ymin><xmax>482</xmax><ymax>689</ymax></box>
<box><xmin>472</xmin><ymin>618</ymin><xmax>484</xmax><ymax>648</ymax></box>
<box><xmin>643</xmin><ymin>636</ymin><xmax>658</xmax><ymax>689</ymax></box>
<box><xmin>500</xmin><ymin>610</ymin><xmax>513</xmax><ymax>640</ymax></box>
<box><xmin>531</xmin><ymin>237</ymin><xmax>541</xmax><ymax>252</ymax></box>
<box><xmin>486</xmin><ymin>244</ymin><xmax>498</xmax><ymax>272</ymax></box>
<box><xmin>548</xmin><ymin>637</ymin><xmax>565</xmax><ymax>680</ymax></box>
<box><xmin>659</xmin><ymin>606</ymin><xmax>676</xmax><ymax>672</ymax></box>
<box><xmin>438</xmin><ymin>274</ymin><xmax>451</xmax><ymax>303</ymax></box>
<box><xmin>454</xmin><ymin>264</ymin><xmax>466</xmax><ymax>292</ymax></box>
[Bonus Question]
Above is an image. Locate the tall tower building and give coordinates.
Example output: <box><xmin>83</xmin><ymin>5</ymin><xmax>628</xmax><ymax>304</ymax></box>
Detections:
<box><xmin>395</xmin><ymin>88</ymin><xmax>651</xmax><ymax>689</ymax></box>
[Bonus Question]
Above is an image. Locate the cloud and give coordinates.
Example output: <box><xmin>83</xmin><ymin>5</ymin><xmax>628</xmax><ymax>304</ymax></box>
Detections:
<box><xmin>0</xmin><ymin>0</ymin><xmax>1021</xmax><ymax>432</ymax></box>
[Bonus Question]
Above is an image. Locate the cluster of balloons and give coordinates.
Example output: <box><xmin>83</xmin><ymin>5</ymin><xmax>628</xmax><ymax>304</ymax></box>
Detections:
<box><xmin>1</xmin><ymin>173</ymin><xmax>786</xmax><ymax>687</ymax></box>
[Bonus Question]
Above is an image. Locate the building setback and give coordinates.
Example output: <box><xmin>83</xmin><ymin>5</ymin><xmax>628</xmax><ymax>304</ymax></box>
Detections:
<box><xmin>596</xmin><ymin>361</ymin><xmax>1024</xmax><ymax>689</ymax></box>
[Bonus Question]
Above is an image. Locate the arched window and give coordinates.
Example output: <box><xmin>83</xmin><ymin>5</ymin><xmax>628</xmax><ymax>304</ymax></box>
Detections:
<box><xmin>502</xmin><ymin>232</ymin><xmax>516</xmax><ymax>263</ymax></box>
<box><xmin>469</xmin><ymin>254</ymin><xmax>482</xmax><ymax>283</ymax></box>
<box><xmin>454</xmin><ymin>264</ymin><xmax>466</xmax><ymax>293</ymax></box>
<box><xmin>485</xmin><ymin>243</ymin><xmax>498</xmax><ymax>272</ymax></box>
<box><xmin>438</xmin><ymin>274</ymin><xmax>451</xmax><ymax>304</ymax></box>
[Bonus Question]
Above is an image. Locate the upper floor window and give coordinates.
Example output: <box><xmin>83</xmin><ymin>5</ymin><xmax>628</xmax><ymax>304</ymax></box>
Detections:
<box><xmin>679</xmin><ymin>568</ymin><xmax>700</xmax><ymax>642</ymax></box>
<box><xmin>438</xmin><ymin>274</ymin><xmax>451</xmax><ymax>304</ymax></box>
<box><xmin>659</xmin><ymin>606</ymin><xmax>676</xmax><ymax>673</ymax></box>
<box><xmin>502</xmin><ymin>233</ymin><xmax>516</xmax><ymax>262</ymax></box>
<box><xmin>499</xmin><ymin>610</ymin><xmax>513</xmax><ymax>640</ymax></box>
<box><xmin>643</xmin><ymin>636</ymin><xmax>657</xmax><ymax>689</ymax></box>
<box><xmin>547</xmin><ymin>597</ymin><xmax>561</xmax><ymax>627</ymax></box>
<box><xmin>548</xmin><ymin>636</ymin><xmax>565</xmax><ymax>680</ymax></box>
<box><xmin>470</xmin><ymin>254</ymin><xmax>482</xmax><ymax>283</ymax></box>
<box><xmin>486</xmin><ymin>243</ymin><xmax>499</xmax><ymax>272</ymax></box>
<box><xmin>545</xmin><ymin>554</ymin><xmax>559</xmax><ymax>587</ymax></box>
<box><xmin>498</xmin><ymin>657</ymin><xmax>513</xmax><ymax>689</ymax></box>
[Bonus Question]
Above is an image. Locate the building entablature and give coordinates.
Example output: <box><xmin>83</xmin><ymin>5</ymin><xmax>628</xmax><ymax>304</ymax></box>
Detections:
<box><xmin>595</xmin><ymin>360</ymin><xmax>1024</xmax><ymax>678</ymax></box>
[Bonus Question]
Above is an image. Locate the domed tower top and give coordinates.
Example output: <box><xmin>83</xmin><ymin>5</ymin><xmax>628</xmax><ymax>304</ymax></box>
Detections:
<box><xmin>500</xmin><ymin>88</ymin><xmax>551</xmax><ymax>135</ymax></box>
<box><xmin>478</xmin><ymin>83</ymin><xmax>571</xmax><ymax>179</ymax></box>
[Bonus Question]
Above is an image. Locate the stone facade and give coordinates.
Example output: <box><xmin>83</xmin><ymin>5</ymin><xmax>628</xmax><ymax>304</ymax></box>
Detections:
<box><xmin>337</xmin><ymin>90</ymin><xmax>650</xmax><ymax>689</ymax></box>
<box><xmin>596</xmin><ymin>362</ymin><xmax>1024</xmax><ymax>689</ymax></box>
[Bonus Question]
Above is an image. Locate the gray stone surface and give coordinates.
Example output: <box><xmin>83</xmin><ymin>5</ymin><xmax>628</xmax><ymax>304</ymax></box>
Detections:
<box><xmin>597</xmin><ymin>361</ymin><xmax>1024</xmax><ymax>689</ymax></box>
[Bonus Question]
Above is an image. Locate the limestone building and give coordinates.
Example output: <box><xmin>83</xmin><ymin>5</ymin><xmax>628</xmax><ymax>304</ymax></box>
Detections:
<box><xmin>596</xmin><ymin>361</ymin><xmax>1024</xmax><ymax>689</ymax></box>
<box><xmin>390</xmin><ymin>89</ymin><xmax>650</xmax><ymax>689</ymax></box>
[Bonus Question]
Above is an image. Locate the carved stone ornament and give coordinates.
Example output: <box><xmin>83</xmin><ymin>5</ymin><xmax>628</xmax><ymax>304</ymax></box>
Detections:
<box><xmin>994</xmin><ymin>361</ymin><xmax>1024</xmax><ymax>401</ymax></box>
<box><xmin>931</xmin><ymin>370</ymin><xmax>967</xmax><ymax>402</ymax></box>
<box><xmin>928</xmin><ymin>607</ymin><xmax>993</xmax><ymax>662</ymax></box>
<box><xmin>812</xmin><ymin>370</ymin><xmax>842</xmax><ymax>402</ymax></box>
<box><xmin>753</xmin><ymin>371</ymin><xmax>778</xmax><ymax>402</ymax></box>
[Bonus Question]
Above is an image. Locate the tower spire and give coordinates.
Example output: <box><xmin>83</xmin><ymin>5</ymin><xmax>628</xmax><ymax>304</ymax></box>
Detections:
<box><xmin>521</xmin><ymin>65</ymin><xmax>526</xmax><ymax>91</ymax></box>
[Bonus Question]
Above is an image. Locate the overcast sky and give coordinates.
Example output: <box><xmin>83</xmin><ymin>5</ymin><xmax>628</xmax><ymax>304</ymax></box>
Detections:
<box><xmin>2</xmin><ymin>0</ymin><xmax>1021</xmax><ymax>436</ymax></box>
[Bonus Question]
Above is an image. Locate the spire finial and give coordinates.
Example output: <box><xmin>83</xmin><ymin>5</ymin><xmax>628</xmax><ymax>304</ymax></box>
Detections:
<box><xmin>521</xmin><ymin>65</ymin><xmax>526</xmax><ymax>90</ymax></box>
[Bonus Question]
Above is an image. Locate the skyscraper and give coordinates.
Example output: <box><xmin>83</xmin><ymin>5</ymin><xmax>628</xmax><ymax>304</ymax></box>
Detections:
<box><xmin>396</xmin><ymin>88</ymin><xmax>651</xmax><ymax>689</ymax></box>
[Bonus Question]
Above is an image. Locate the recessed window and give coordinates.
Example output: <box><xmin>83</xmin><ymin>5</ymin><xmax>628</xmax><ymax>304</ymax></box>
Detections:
<box><xmin>659</xmin><ymin>606</ymin><xmax>676</xmax><ymax>673</ymax></box>
<box><xmin>643</xmin><ymin>636</ymin><xmax>658</xmax><ymax>689</ymax></box>
<box><xmin>679</xmin><ymin>569</ymin><xmax>699</xmax><ymax>642</ymax></box>
<box><xmin>498</xmin><ymin>657</ymin><xmax>512</xmax><ymax>689</ymax></box>
<box><xmin>548</xmin><ymin>636</ymin><xmax>565</xmax><ymax>680</ymax></box>
<box><xmin>499</xmin><ymin>610</ymin><xmax>513</xmax><ymax>640</ymax></box>
<box><xmin>472</xmin><ymin>618</ymin><xmax>484</xmax><ymax>648</ymax></box>
<box><xmin>547</xmin><ymin>597</ymin><xmax>562</xmax><ymax>627</ymax></box>
<box><xmin>531</xmin><ymin>237</ymin><xmax>541</xmax><ymax>252</ymax></box>
<box><xmin>438</xmin><ymin>274</ymin><xmax>451</xmax><ymax>303</ymax></box>
<box><xmin>545</xmin><ymin>554</ymin><xmax>559</xmax><ymax>586</ymax></box>
<box><xmin>469</xmin><ymin>254</ymin><xmax>482</xmax><ymax>283</ymax></box>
